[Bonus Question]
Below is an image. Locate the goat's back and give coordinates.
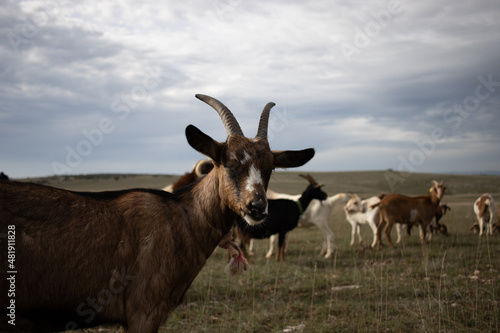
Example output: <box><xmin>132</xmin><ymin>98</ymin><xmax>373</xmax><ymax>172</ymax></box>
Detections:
<box><xmin>0</xmin><ymin>181</ymin><xmax>194</xmax><ymax>331</ymax></box>
<box><xmin>377</xmin><ymin>193</ymin><xmax>436</xmax><ymax>224</ymax></box>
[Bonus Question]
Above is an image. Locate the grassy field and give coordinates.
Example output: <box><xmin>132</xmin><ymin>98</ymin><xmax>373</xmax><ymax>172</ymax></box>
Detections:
<box><xmin>20</xmin><ymin>171</ymin><xmax>500</xmax><ymax>332</ymax></box>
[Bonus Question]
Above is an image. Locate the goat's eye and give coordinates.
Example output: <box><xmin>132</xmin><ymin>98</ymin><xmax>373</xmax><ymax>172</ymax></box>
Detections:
<box><xmin>225</xmin><ymin>159</ymin><xmax>241</xmax><ymax>171</ymax></box>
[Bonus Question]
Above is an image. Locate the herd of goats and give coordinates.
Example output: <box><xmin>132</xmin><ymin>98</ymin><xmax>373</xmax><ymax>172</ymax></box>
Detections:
<box><xmin>1</xmin><ymin>95</ymin><xmax>499</xmax><ymax>333</ymax></box>
<box><xmin>164</xmin><ymin>158</ymin><xmax>500</xmax><ymax>262</ymax></box>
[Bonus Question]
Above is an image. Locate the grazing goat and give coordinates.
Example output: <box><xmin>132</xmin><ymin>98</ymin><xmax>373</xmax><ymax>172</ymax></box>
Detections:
<box><xmin>373</xmin><ymin>181</ymin><xmax>447</xmax><ymax>246</ymax></box>
<box><xmin>429</xmin><ymin>203</ymin><xmax>450</xmax><ymax>236</ymax></box>
<box><xmin>344</xmin><ymin>195</ymin><xmax>381</xmax><ymax>248</ymax></box>
<box><xmin>473</xmin><ymin>194</ymin><xmax>497</xmax><ymax>236</ymax></box>
<box><xmin>262</xmin><ymin>190</ymin><xmax>349</xmax><ymax>259</ymax></box>
<box><xmin>0</xmin><ymin>94</ymin><xmax>315</xmax><ymax>333</ymax></box>
<box><xmin>236</xmin><ymin>174</ymin><xmax>327</xmax><ymax>261</ymax></box>
<box><xmin>405</xmin><ymin>203</ymin><xmax>451</xmax><ymax>239</ymax></box>
<box><xmin>163</xmin><ymin>159</ymin><xmax>213</xmax><ymax>192</ymax></box>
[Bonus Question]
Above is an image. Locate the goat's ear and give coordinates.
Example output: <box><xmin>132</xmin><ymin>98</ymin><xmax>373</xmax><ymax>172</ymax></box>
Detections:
<box><xmin>185</xmin><ymin>125</ymin><xmax>222</xmax><ymax>162</ymax></box>
<box><xmin>273</xmin><ymin>148</ymin><xmax>315</xmax><ymax>169</ymax></box>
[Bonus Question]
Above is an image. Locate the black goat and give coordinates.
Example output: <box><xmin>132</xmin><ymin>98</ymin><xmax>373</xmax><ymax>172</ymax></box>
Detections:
<box><xmin>235</xmin><ymin>174</ymin><xmax>327</xmax><ymax>261</ymax></box>
<box><xmin>429</xmin><ymin>203</ymin><xmax>450</xmax><ymax>235</ymax></box>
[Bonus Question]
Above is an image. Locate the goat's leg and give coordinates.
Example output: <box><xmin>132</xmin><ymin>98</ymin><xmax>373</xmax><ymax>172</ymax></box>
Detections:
<box><xmin>240</xmin><ymin>235</ymin><xmax>254</xmax><ymax>263</ymax></box>
<box><xmin>478</xmin><ymin>217</ymin><xmax>484</xmax><ymax>236</ymax></box>
<box><xmin>395</xmin><ymin>224</ymin><xmax>402</xmax><ymax>244</ymax></box>
<box><xmin>488</xmin><ymin>212</ymin><xmax>494</xmax><ymax>235</ymax></box>
<box><xmin>375</xmin><ymin>220</ymin><xmax>386</xmax><ymax>247</ymax></box>
<box><xmin>126</xmin><ymin>304</ymin><xmax>165</xmax><ymax>333</ymax></box>
<box><xmin>319</xmin><ymin>239</ymin><xmax>327</xmax><ymax>257</ymax></box>
<box><xmin>277</xmin><ymin>233</ymin><xmax>286</xmax><ymax>261</ymax></box>
<box><xmin>266</xmin><ymin>235</ymin><xmax>276</xmax><ymax>258</ymax></box>
<box><xmin>384</xmin><ymin>222</ymin><xmax>393</xmax><ymax>246</ymax></box>
<box><xmin>248</xmin><ymin>238</ymin><xmax>255</xmax><ymax>255</ymax></box>
<box><xmin>314</xmin><ymin>223</ymin><xmax>334</xmax><ymax>258</ymax></box>
<box><xmin>356</xmin><ymin>224</ymin><xmax>364</xmax><ymax>245</ymax></box>
<box><xmin>419</xmin><ymin>223</ymin><xmax>426</xmax><ymax>245</ymax></box>
<box><xmin>277</xmin><ymin>245</ymin><xmax>286</xmax><ymax>261</ymax></box>
<box><xmin>367</xmin><ymin>220</ymin><xmax>378</xmax><ymax>248</ymax></box>
<box><xmin>349</xmin><ymin>221</ymin><xmax>356</xmax><ymax>246</ymax></box>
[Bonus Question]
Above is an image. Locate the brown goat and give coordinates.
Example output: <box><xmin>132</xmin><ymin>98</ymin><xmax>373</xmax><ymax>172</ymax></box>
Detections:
<box><xmin>0</xmin><ymin>94</ymin><xmax>315</xmax><ymax>333</ymax></box>
<box><xmin>407</xmin><ymin>203</ymin><xmax>451</xmax><ymax>237</ymax></box>
<box><xmin>373</xmin><ymin>181</ymin><xmax>447</xmax><ymax>246</ymax></box>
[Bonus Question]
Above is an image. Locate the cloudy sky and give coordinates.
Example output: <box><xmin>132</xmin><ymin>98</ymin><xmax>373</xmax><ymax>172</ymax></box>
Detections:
<box><xmin>1</xmin><ymin>0</ymin><xmax>499</xmax><ymax>179</ymax></box>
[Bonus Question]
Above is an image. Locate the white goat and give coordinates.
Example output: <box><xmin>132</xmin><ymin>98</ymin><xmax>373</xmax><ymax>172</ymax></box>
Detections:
<box><xmin>344</xmin><ymin>195</ymin><xmax>381</xmax><ymax>248</ymax></box>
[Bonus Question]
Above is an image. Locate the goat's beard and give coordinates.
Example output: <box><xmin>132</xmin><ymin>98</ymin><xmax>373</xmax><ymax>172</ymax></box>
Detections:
<box><xmin>243</xmin><ymin>213</ymin><xmax>267</xmax><ymax>226</ymax></box>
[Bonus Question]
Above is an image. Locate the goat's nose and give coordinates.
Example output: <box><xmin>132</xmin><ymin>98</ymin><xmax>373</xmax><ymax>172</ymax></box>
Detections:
<box><xmin>248</xmin><ymin>194</ymin><xmax>267</xmax><ymax>220</ymax></box>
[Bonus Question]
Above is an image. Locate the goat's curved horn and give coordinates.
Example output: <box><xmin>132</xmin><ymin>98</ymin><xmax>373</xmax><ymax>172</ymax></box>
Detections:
<box><xmin>431</xmin><ymin>180</ymin><xmax>439</xmax><ymax>186</ymax></box>
<box><xmin>255</xmin><ymin>102</ymin><xmax>275</xmax><ymax>139</ymax></box>
<box><xmin>195</xmin><ymin>94</ymin><xmax>244</xmax><ymax>137</ymax></box>
<box><xmin>194</xmin><ymin>159</ymin><xmax>214</xmax><ymax>177</ymax></box>
<box><xmin>299</xmin><ymin>174</ymin><xmax>317</xmax><ymax>185</ymax></box>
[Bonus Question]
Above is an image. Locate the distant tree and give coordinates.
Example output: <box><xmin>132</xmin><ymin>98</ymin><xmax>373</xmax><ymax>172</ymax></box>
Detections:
<box><xmin>0</xmin><ymin>172</ymin><xmax>9</xmax><ymax>180</ymax></box>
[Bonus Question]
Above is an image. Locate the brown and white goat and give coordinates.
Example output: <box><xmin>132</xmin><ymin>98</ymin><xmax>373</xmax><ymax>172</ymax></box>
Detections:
<box><xmin>163</xmin><ymin>159</ymin><xmax>214</xmax><ymax>192</ymax></box>
<box><xmin>473</xmin><ymin>194</ymin><xmax>497</xmax><ymax>236</ymax></box>
<box><xmin>405</xmin><ymin>203</ymin><xmax>451</xmax><ymax>239</ymax></box>
<box><xmin>373</xmin><ymin>181</ymin><xmax>447</xmax><ymax>246</ymax></box>
<box><xmin>0</xmin><ymin>94</ymin><xmax>315</xmax><ymax>333</ymax></box>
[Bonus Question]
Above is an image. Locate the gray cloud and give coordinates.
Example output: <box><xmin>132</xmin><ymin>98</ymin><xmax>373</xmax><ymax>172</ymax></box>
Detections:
<box><xmin>1</xmin><ymin>0</ymin><xmax>499</xmax><ymax>179</ymax></box>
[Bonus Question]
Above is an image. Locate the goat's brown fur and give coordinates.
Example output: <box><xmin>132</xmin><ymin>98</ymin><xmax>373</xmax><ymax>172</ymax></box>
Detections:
<box><xmin>373</xmin><ymin>181</ymin><xmax>447</xmax><ymax>246</ymax></box>
<box><xmin>0</xmin><ymin>94</ymin><xmax>315</xmax><ymax>333</ymax></box>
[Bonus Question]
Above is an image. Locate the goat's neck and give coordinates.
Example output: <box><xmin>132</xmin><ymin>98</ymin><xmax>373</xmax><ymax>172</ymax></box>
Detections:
<box><xmin>325</xmin><ymin>193</ymin><xmax>345</xmax><ymax>206</ymax></box>
<box><xmin>179</xmin><ymin>171</ymin><xmax>236</xmax><ymax>259</ymax></box>
<box><xmin>297</xmin><ymin>190</ymin><xmax>316</xmax><ymax>212</ymax></box>
<box><xmin>429</xmin><ymin>191</ymin><xmax>442</xmax><ymax>207</ymax></box>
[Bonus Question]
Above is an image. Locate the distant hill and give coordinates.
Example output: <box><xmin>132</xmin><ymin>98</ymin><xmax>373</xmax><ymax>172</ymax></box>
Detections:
<box><xmin>15</xmin><ymin>171</ymin><xmax>500</xmax><ymax>197</ymax></box>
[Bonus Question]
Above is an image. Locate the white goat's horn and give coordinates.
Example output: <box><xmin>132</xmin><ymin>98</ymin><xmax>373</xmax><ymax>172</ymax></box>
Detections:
<box><xmin>255</xmin><ymin>102</ymin><xmax>275</xmax><ymax>139</ymax></box>
<box><xmin>195</xmin><ymin>94</ymin><xmax>244</xmax><ymax>137</ymax></box>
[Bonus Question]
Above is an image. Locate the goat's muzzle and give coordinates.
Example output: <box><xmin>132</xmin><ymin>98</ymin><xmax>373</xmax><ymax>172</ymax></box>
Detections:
<box><xmin>243</xmin><ymin>194</ymin><xmax>268</xmax><ymax>225</ymax></box>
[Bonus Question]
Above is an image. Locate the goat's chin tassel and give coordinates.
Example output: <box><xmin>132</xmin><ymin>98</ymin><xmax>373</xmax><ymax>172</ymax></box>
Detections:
<box><xmin>224</xmin><ymin>251</ymin><xmax>249</xmax><ymax>276</ymax></box>
<box><xmin>218</xmin><ymin>233</ymin><xmax>249</xmax><ymax>276</ymax></box>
